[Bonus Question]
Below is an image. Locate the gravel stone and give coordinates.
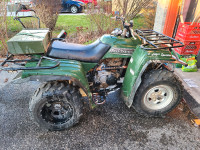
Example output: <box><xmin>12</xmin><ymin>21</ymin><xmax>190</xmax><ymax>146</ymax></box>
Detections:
<box><xmin>0</xmin><ymin>82</ymin><xmax>199</xmax><ymax>150</ymax></box>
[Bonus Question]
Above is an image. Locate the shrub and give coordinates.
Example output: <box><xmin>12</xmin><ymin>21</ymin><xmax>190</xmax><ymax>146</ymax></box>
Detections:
<box><xmin>32</xmin><ymin>0</ymin><xmax>61</xmax><ymax>32</ymax></box>
<box><xmin>86</xmin><ymin>1</ymin><xmax>120</xmax><ymax>35</ymax></box>
<box><xmin>113</xmin><ymin>0</ymin><xmax>153</xmax><ymax>20</ymax></box>
<box><xmin>0</xmin><ymin>0</ymin><xmax>8</xmax><ymax>55</ymax></box>
<box><xmin>143</xmin><ymin>2</ymin><xmax>157</xmax><ymax>29</ymax></box>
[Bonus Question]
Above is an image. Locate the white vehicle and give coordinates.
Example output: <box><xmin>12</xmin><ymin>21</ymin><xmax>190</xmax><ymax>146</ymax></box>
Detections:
<box><xmin>7</xmin><ymin>0</ymin><xmax>33</xmax><ymax>15</ymax></box>
<box><xmin>10</xmin><ymin>0</ymin><xmax>31</xmax><ymax>5</ymax></box>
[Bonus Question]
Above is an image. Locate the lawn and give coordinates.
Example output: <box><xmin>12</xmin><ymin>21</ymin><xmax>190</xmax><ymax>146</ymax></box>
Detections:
<box><xmin>55</xmin><ymin>15</ymin><xmax>91</xmax><ymax>34</ymax></box>
<box><xmin>6</xmin><ymin>15</ymin><xmax>146</xmax><ymax>37</ymax></box>
<box><xmin>5</xmin><ymin>15</ymin><xmax>92</xmax><ymax>38</ymax></box>
<box><xmin>1</xmin><ymin>15</ymin><xmax>146</xmax><ymax>53</ymax></box>
<box><xmin>56</xmin><ymin>15</ymin><xmax>146</xmax><ymax>33</ymax></box>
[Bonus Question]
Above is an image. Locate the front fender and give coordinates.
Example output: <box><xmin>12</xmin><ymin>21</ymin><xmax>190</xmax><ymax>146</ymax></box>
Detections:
<box><xmin>121</xmin><ymin>46</ymin><xmax>149</xmax><ymax>107</ymax></box>
<box><xmin>121</xmin><ymin>46</ymin><xmax>176</xmax><ymax>108</ymax></box>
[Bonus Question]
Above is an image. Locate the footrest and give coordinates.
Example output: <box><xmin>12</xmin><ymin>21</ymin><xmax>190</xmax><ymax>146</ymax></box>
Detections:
<box><xmin>192</xmin><ymin>119</ymin><xmax>200</xmax><ymax>127</ymax></box>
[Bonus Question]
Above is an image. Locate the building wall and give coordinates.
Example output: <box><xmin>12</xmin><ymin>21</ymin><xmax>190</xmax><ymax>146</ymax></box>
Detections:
<box><xmin>181</xmin><ymin>0</ymin><xmax>191</xmax><ymax>21</ymax></box>
<box><xmin>153</xmin><ymin>0</ymin><xmax>170</xmax><ymax>33</ymax></box>
<box><xmin>154</xmin><ymin>0</ymin><xmax>200</xmax><ymax>34</ymax></box>
<box><xmin>185</xmin><ymin>0</ymin><xmax>200</xmax><ymax>22</ymax></box>
<box><xmin>185</xmin><ymin>0</ymin><xmax>198</xmax><ymax>22</ymax></box>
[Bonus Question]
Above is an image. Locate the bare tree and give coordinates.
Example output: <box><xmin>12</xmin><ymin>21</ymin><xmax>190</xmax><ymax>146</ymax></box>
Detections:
<box><xmin>113</xmin><ymin>0</ymin><xmax>153</xmax><ymax>19</ymax></box>
<box><xmin>0</xmin><ymin>0</ymin><xmax>8</xmax><ymax>55</ymax></box>
<box><xmin>87</xmin><ymin>1</ymin><xmax>120</xmax><ymax>35</ymax></box>
<box><xmin>32</xmin><ymin>0</ymin><xmax>61</xmax><ymax>32</ymax></box>
<box><xmin>143</xmin><ymin>2</ymin><xmax>157</xmax><ymax>29</ymax></box>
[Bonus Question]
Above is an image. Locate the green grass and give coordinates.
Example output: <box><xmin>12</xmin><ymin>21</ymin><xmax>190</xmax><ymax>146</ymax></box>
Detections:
<box><xmin>55</xmin><ymin>15</ymin><xmax>146</xmax><ymax>35</ymax></box>
<box><xmin>1</xmin><ymin>15</ymin><xmax>146</xmax><ymax>52</ymax></box>
<box><xmin>7</xmin><ymin>17</ymin><xmax>23</xmax><ymax>35</ymax></box>
<box><xmin>5</xmin><ymin>15</ymin><xmax>91</xmax><ymax>37</ymax></box>
<box><xmin>5</xmin><ymin>15</ymin><xmax>146</xmax><ymax>37</ymax></box>
<box><xmin>133</xmin><ymin>16</ymin><xmax>146</xmax><ymax>30</ymax></box>
<box><xmin>55</xmin><ymin>15</ymin><xmax>91</xmax><ymax>34</ymax></box>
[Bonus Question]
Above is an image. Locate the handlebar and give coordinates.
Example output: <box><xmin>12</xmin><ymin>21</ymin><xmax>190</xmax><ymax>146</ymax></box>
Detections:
<box><xmin>112</xmin><ymin>16</ymin><xmax>134</xmax><ymax>38</ymax></box>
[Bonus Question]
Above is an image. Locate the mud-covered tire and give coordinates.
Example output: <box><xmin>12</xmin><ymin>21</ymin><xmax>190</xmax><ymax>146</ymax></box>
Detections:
<box><xmin>29</xmin><ymin>81</ymin><xmax>83</xmax><ymax>131</ymax></box>
<box><xmin>133</xmin><ymin>69</ymin><xmax>183</xmax><ymax>117</ymax></box>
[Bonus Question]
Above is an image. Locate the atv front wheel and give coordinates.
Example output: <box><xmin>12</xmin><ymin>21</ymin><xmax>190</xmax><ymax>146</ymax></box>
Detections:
<box><xmin>29</xmin><ymin>81</ymin><xmax>83</xmax><ymax>131</ymax></box>
<box><xmin>133</xmin><ymin>69</ymin><xmax>183</xmax><ymax>117</ymax></box>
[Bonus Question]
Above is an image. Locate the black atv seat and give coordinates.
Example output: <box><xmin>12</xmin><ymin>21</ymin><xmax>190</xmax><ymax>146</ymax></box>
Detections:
<box><xmin>47</xmin><ymin>40</ymin><xmax>111</xmax><ymax>63</ymax></box>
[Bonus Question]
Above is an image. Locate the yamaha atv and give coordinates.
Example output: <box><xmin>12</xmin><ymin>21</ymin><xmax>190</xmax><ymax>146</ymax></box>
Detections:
<box><xmin>1</xmin><ymin>10</ymin><xmax>187</xmax><ymax>130</ymax></box>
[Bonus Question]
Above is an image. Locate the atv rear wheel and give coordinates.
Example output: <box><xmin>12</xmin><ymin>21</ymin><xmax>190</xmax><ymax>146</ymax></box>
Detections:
<box><xmin>29</xmin><ymin>81</ymin><xmax>83</xmax><ymax>131</ymax></box>
<box><xmin>133</xmin><ymin>69</ymin><xmax>183</xmax><ymax>117</ymax></box>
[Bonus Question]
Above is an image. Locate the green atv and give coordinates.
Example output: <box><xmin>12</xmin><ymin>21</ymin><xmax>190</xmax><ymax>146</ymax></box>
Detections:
<box><xmin>1</xmin><ymin>14</ymin><xmax>187</xmax><ymax>131</ymax></box>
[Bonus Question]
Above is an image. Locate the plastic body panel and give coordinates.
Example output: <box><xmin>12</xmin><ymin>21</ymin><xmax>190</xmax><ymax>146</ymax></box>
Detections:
<box><xmin>121</xmin><ymin>46</ymin><xmax>176</xmax><ymax>107</ymax></box>
<box><xmin>22</xmin><ymin>59</ymin><xmax>97</xmax><ymax>106</ymax></box>
<box><xmin>100</xmin><ymin>34</ymin><xmax>142</xmax><ymax>58</ymax></box>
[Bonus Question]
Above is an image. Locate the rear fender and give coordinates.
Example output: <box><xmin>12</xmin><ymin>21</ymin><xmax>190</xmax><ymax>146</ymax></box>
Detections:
<box><xmin>29</xmin><ymin>75</ymin><xmax>89</xmax><ymax>97</ymax></box>
<box><xmin>21</xmin><ymin>59</ymin><xmax>94</xmax><ymax>107</ymax></box>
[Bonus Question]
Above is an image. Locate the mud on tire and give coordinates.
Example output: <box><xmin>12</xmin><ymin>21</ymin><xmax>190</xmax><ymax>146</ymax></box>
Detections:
<box><xmin>29</xmin><ymin>81</ymin><xmax>83</xmax><ymax>131</ymax></box>
<box><xmin>133</xmin><ymin>69</ymin><xmax>183</xmax><ymax>117</ymax></box>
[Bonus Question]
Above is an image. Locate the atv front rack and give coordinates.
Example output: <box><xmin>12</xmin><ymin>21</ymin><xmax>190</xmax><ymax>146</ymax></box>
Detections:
<box><xmin>135</xmin><ymin>29</ymin><xmax>184</xmax><ymax>50</ymax></box>
<box><xmin>0</xmin><ymin>55</ymin><xmax>60</xmax><ymax>71</ymax></box>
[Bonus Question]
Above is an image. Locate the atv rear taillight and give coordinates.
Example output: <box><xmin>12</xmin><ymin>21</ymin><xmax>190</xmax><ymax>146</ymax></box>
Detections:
<box><xmin>57</xmin><ymin>30</ymin><xmax>67</xmax><ymax>39</ymax></box>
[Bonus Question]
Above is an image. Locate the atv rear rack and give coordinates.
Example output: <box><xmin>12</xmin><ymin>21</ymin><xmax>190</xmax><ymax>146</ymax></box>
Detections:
<box><xmin>0</xmin><ymin>55</ymin><xmax>60</xmax><ymax>71</ymax></box>
<box><xmin>135</xmin><ymin>29</ymin><xmax>184</xmax><ymax>50</ymax></box>
<box><xmin>135</xmin><ymin>29</ymin><xmax>188</xmax><ymax>66</ymax></box>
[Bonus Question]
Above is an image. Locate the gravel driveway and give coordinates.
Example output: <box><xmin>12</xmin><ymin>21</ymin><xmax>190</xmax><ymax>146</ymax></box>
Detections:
<box><xmin>0</xmin><ymin>81</ymin><xmax>200</xmax><ymax>150</ymax></box>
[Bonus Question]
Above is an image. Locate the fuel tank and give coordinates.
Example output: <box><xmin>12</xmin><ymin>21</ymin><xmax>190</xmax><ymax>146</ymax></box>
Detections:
<box><xmin>100</xmin><ymin>34</ymin><xmax>142</xmax><ymax>58</ymax></box>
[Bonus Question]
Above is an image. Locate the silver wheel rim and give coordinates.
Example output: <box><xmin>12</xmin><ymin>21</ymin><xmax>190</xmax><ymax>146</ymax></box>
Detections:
<box><xmin>71</xmin><ymin>6</ymin><xmax>78</xmax><ymax>13</ymax></box>
<box><xmin>143</xmin><ymin>85</ymin><xmax>174</xmax><ymax>110</ymax></box>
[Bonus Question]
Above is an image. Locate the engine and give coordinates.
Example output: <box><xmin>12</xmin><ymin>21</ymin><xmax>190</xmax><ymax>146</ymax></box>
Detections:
<box><xmin>94</xmin><ymin>58</ymin><xmax>123</xmax><ymax>89</ymax></box>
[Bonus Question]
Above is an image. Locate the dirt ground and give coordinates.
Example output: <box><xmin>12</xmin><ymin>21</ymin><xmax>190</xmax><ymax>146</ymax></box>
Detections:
<box><xmin>0</xmin><ymin>81</ymin><xmax>200</xmax><ymax>150</ymax></box>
